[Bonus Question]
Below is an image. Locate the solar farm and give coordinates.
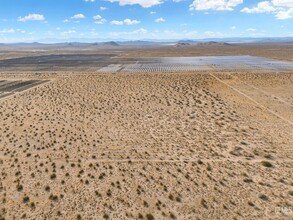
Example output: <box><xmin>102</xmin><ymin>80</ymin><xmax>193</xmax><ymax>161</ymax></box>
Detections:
<box><xmin>97</xmin><ymin>56</ymin><xmax>293</xmax><ymax>73</ymax></box>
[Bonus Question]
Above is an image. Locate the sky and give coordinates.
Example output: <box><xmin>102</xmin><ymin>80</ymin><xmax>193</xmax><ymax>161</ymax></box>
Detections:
<box><xmin>0</xmin><ymin>0</ymin><xmax>293</xmax><ymax>43</ymax></box>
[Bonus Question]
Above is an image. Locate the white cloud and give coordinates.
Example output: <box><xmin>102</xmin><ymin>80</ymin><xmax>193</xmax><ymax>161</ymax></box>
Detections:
<box><xmin>124</xmin><ymin>18</ymin><xmax>140</xmax><ymax>25</ymax></box>
<box><xmin>93</xmin><ymin>15</ymin><xmax>107</xmax><ymax>24</ymax></box>
<box><xmin>0</xmin><ymin>28</ymin><xmax>15</xmax><ymax>34</ymax></box>
<box><xmin>276</xmin><ymin>7</ymin><xmax>293</xmax><ymax>19</ymax></box>
<box><xmin>111</xmin><ymin>19</ymin><xmax>140</xmax><ymax>25</ymax></box>
<box><xmin>63</xmin><ymin>19</ymin><xmax>69</xmax><ymax>23</ymax></box>
<box><xmin>95</xmin><ymin>19</ymin><xmax>107</xmax><ymax>24</ymax></box>
<box><xmin>71</xmin><ymin>14</ymin><xmax>86</xmax><ymax>19</ymax></box>
<box><xmin>230</xmin><ymin>26</ymin><xmax>236</xmax><ymax>29</ymax></box>
<box><xmin>241</xmin><ymin>1</ymin><xmax>276</xmax><ymax>13</ymax></box>
<box><xmin>100</xmin><ymin>6</ymin><xmax>108</xmax><ymax>10</ymax></box>
<box><xmin>273</xmin><ymin>0</ymin><xmax>293</xmax><ymax>19</ymax></box>
<box><xmin>133</xmin><ymin>28</ymin><xmax>148</xmax><ymax>34</ymax></box>
<box><xmin>272</xmin><ymin>0</ymin><xmax>293</xmax><ymax>8</ymax></box>
<box><xmin>241</xmin><ymin>0</ymin><xmax>293</xmax><ymax>19</ymax></box>
<box><xmin>84</xmin><ymin>0</ymin><xmax>95</xmax><ymax>2</ymax></box>
<box><xmin>18</xmin><ymin>14</ymin><xmax>45</xmax><ymax>22</ymax></box>
<box><xmin>150</xmin><ymin>11</ymin><xmax>156</xmax><ymax>14</ymax></box>
<box><xmin>108</xmin><ymin>0</ymin><xmax>163</xmax><ymax>8</ymax></box>
<box><xmin>155</xmin><ymin>17</ymin><xmax>166</xmax><ymax>22</ymax></box>
<box><xmin>109</xmin><ymin>28</ymin><xmax>148</xmax><ymax>36</ymax></box>
<box><xmin>189</xmin><ymin>0</ymin><xmax>243</xmax><ymax>11</ymax></box>
<box><xmin>93</xmin><ymin>15</ymin><xmax>102</xmax><ymax>20</ymax></box>
<box><xmin>246</xmin><ymin>28</ymin><xmax>257</xmax><ymax>31</ymax></box>
<box><xmin>15</xmin><ymin>29</ymin><xmax>26</xmax><ymax>34</ymax></box>
<box><xmin>111</xmin><ymin>20</ymin><xmax>124</xmax><ymax>25</ymax></box>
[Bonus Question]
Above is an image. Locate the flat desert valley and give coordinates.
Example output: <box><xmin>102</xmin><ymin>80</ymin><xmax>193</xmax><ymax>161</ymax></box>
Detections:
<box><xmin>0</xmin><ymin>43</ymin><xmax>292</xmax><ymax>220</ymax></box>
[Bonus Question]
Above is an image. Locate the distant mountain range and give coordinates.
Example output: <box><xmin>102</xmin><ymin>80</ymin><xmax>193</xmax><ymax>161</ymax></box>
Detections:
<box><xmin>0</xmin><ymin>37</ymin><xmax>292</xmax><ymax>48</ymax></box>
<box><xmin>0</xmin><ymin>41</ymin><xmax>121</xmax><ymax>49</ymax></box>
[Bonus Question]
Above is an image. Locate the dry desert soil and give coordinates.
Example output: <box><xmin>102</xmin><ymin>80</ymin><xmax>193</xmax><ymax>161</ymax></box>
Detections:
<box><xmin>0</xmin><ymin>44</ymin><xmax>292</xmax><ymax>220</ymax></box>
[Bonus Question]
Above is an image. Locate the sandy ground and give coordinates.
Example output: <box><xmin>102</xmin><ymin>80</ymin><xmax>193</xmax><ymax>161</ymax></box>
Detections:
<box><xmin>0</xmin><ymin>69</ymin><xmax>292</xmax><ymax>219</ymax></box>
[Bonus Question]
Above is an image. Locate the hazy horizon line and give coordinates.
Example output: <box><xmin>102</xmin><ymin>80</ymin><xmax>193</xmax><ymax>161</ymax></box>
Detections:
<box><xmin>1</xmin><ymin>36</ymin><xmax>293</xmax><ymax>44</ymax></box>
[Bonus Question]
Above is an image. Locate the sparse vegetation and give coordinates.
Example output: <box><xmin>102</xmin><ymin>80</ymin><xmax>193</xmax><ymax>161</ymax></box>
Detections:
<box><xmin>0</xmin><ymin>64</ymin><xmax>291</xmax><ymax>219</ymax></box>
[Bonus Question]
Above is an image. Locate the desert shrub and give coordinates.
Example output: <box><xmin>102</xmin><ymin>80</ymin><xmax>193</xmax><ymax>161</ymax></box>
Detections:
<box><xmin>23</xmin><ymin>196</ymin><xmax>29</xmax><ymax>203</ymax></box>
<box><xmin>143</xmin><ymin>201</ymin><xmax>149</xmax><ymax>207</ymax></box>
<box><xmin>170</xmin><ymin>213</ymin><xmax>176</xmax><ymax>219</ymax></box>
<box><xmin>95</xmin><ymin>191</ymin><xmax>101</xmax><ymax>197</ymax></box>
<box><xmin>49</xmin><ymin>194</ymin><xmax>58</xmax><ymax>201</ymax></box>
<box><xmin>16</xmin><ymin>184</ymin><xmax>23</xmax><ymax>192</ymax></box>
<box><xmin>243</xmin><ymin>178</ymin><xmax>253</xmax><ymax>183</ymax></box>
<box><xmin>197</xmin><ymin>159</ymin><xmax>203</xmax><ymax>165</ymax></box>
<box><xmin>106</xmin><ymin>189</ymin><xmax>111</xmax><ymax>197</ymax></box>
<box><xmin>264</xmin><ymin>154</ymin><xmax>272</xmax><ymax>159</ymax></box>
<box><xmin>261</xmin><ymin>161</ymin><xmax>273</xmax><ymax>168</ymax></box>
<box><xmin>146</xmin><ymin>214</ymin><xmax>154</xmax><ymax>220</ymax></box>
<box><xmin>259</xmin><ymin>194</ymin><xmax>269</xmax><ymax>201</ymax></box>
<box><xmin>201</xmin><ymin>198</ymin><xmax>208</xmax><ymax>209</ymax></box>
<box><xmin>30</xmin><ymin>202</ymin><xmax>35</xmax><ymax>209</ymax></box>
<box><xmin>50</xmin><ymin>173</ymin><xmax>56</xmax><ymax>180</ymax></box>
<box><xmin>207</xmin><ymin>164</ymin><xmax>212</xmax><ymax>171</ymax></box>
<box><xmin>248</xmin><ymin>201</ymin><xmax>254</xmax><ymax>206</ymax></box>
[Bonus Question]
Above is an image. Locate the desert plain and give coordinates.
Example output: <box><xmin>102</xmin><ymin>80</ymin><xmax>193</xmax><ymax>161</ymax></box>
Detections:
<box><xmin>0</xmin><ymin>43</ymin><xmax>292</xmax><ymax>220</ymax></box>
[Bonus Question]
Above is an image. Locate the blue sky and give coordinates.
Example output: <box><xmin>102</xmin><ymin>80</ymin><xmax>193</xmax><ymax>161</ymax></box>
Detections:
<box><xmin>0</xmin><ymin>0</ymin><xmax>292</xmax><ymax>42</ymax></box>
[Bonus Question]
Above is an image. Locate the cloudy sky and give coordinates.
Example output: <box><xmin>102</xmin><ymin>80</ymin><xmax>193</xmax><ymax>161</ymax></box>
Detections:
<box><xmin>0</xmin><ymin>0</ymin><xmax>293</xmax><ymax>42</ymax></box>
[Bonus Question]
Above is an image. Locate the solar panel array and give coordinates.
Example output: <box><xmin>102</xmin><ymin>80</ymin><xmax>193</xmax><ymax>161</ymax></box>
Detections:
<box><xmin>97</xmin><ymin>56</ymin><xmax>293</xmax><ymax>73</ymax></box>
<box><xmin>0</xmin><ymin>80</ymin><xmax>50</xmax><ymax>100</ymax></box>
